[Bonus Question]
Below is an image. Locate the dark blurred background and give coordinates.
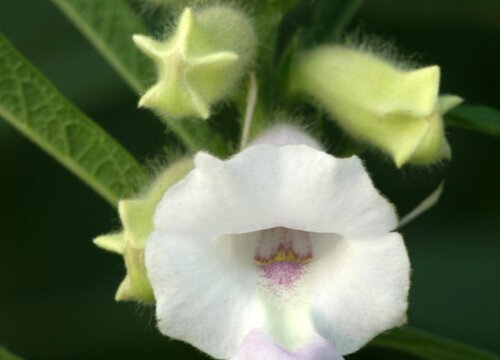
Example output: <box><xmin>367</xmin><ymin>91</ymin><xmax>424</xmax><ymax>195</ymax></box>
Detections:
<box><xmin>0</xmin><ymin>0</ymin><xmax>499</xmax><ymax>359</ymax></box>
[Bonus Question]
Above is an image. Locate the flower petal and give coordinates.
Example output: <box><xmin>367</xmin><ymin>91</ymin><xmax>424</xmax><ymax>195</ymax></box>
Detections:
<box><xmin>146</xmin><ymin>230</ymin><xmax>260</xmax><ymax>358</ymax></box>
<box><xmin>251</xmin><ymin>125</ymin><xmax>323</xmax><ymax>150</ymax></box>
<box><xmin>309</xmin><ymin>232</ymin><xmax>410</xmax><ymax>354</ymax></box>
<box><xmin>154</xmin><ymin>145</ymin><xmax>397</xmax><ymax>238</ymax></box>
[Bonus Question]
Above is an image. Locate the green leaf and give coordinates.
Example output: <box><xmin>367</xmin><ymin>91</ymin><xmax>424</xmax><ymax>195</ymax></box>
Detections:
<box><xmin>51</xmin><ymin>0</ymin><xmax>228</xmax><ymax>156</ymax></box>
<box><xmin>371</xmin><ymin>327</ymin><xmax>500</xmax><ymax>360</ymax></box>
<box><xmin>446</xmin><ymin>105</ymin><xmax>500</xmax><ymax>138</ymax></box>
<box><xmin>51</xmin><ymin>0</ymin><xmax>152</xmax><ymax>93</ymax></box>
<box><xmin>0</xmin><ymin>346</ymin><xmax>23</xmax><ymax>360</ymax></box>
<box><xmin>0</xmin><ymin>33</ymin><xmax>147</xmax><ymax>205</ymax></box>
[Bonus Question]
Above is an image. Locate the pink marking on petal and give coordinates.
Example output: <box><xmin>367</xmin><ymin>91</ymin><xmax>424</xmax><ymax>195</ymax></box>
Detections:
<box><xmin>254</xmin><ymin>228</ymin><xmax>313</xmax><ymax>289</ymax></box>
<box><xmin>260</xmin><ymin>261</ymin><xmax>307</xmax><ymax>287</ymax></box>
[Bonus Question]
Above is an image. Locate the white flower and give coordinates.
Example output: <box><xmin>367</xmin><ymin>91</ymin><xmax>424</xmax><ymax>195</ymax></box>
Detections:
<box><xmin>145</xmin><ymin>127</ymin><xmax>410</xmax><ymax>359</ymax></box>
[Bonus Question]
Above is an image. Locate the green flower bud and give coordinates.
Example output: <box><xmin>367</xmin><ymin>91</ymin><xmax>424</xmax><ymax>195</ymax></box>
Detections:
<box><xmin>133</xmin><ymin>6</ymin><xmax>257</xmax><ymax>120</ymax></box>
<box><xmin>289</xmin><ymin>45</ymin><xmax>463</xmax><ymax>167</ymax></box>
<box><xmin>94</xmin><ymin>158</ymin><xmax>194</xmax><ymax>303</ymax></box>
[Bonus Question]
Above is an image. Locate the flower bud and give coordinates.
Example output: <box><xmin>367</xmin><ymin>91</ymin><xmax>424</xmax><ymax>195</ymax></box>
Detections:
<box><xmin>133</xmin><ymin>6</ymin><xmax>257</xmax><ymax>120</ymax></box>
<box><xmin>289</xmin><ymin>45</ymin><xmax>462</xmax><ymax>167</ymax></box>
<box><xmin>94</xmin><ymin>158</ymin><xmax>194</xmax><ymax>302</ymax></box>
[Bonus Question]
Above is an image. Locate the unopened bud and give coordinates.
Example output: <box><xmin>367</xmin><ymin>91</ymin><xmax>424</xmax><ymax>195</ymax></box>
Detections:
<box><xmin>134</xmin><ymin>6</ymin><xmax>257</xmax><ymax>120</ymax></box>
<box><xmin>289</xmin><ymin>45</ymin><xmax>462</xmax><ymax>167</ymax></box>
<box><xmin>94</xmin><ymin>158</ymin><xmax>194</xmax><ymax>303</ymax></box>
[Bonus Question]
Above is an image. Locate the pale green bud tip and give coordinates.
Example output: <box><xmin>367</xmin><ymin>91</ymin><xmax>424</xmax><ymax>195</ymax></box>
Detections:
<box><xmin>93</xmin><ymin>158</ymin><xmax>194</xmax><ymax>303</ymax></box>
<box><xmin>291</xmin><ymin>45</ymin><xmax>462</xmax><ymax>167</ymax></box>
<box><xmin>93</xmin><ymin>233</ymin><xmax>124</xmax><ymax>254</ymax></box>
<box><xmin>439</xmin><ymin>95</ymin><xmax>463</xmax><ymax>114</ymax></box>
<box><xmin>115</xmin><ymin>276</ymin><xmax>133</xmax><ymax>301</ymax></box>
<box><xmin>134</xmin><ymin>6</ymin><xmax>257</xmax><ymax>120</ymax></box>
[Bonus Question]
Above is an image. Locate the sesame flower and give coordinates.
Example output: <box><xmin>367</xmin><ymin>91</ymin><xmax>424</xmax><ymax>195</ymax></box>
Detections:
<box><xmin>145</xmin><ymin>126</ymin><xmax>410</xmax><ymax>359</ymax></box>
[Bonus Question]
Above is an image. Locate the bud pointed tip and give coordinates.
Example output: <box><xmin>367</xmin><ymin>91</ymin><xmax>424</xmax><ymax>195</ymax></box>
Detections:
<box><xmin>394</xmin><ymin>153</ymin><xmax>409</xmax><ymax>168</ymax></box>
<box><xmin>132</xmin><ymin>34</ymin><xmax>162</xmax><ymax>58</ymax></box>
<box><xmin>138</xmin><ymin>87</ymin><xmax>158</xmax><ymax>109</ymax></box>
<box><xmin>439</xmin><ymin>94</ymin><xmax>463</xmax><ymax>114</ymax></box>
<box><xmin>131</xmin><ymin>33</ymin><xmax>142</xmax><ymax>43</ymax></box>
<box><xmin>115</xmin><ymin>276</ymin><xmax>133</xmax><ymax>302</ymax></box>
<box><xmin>93</xmin><ymin>233</ymin><xmax>125</xmax><ymax>254</ymax></box>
